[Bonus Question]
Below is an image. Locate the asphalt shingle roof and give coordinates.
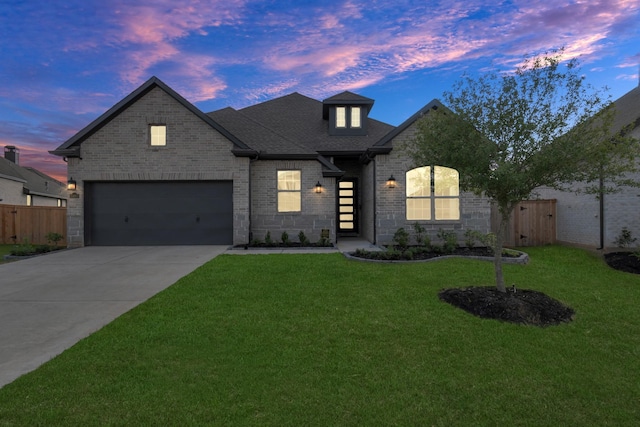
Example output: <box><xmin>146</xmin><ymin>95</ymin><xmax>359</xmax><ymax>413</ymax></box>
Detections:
<box><xmin>0</xmin><ymin>156</ymin><xmax>65</xmax><ymax>197</ymax></box>
<box><xmin>208</xmin><ymin>92</ymin><xmax>394</xmax><ymax>156</ymax></box>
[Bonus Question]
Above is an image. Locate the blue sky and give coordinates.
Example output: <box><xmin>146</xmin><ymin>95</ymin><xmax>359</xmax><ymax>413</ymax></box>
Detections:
<box><xmin>1</xmin><ymin>0</ymin><xmax>639</xmax><ymax>181</ymax></box>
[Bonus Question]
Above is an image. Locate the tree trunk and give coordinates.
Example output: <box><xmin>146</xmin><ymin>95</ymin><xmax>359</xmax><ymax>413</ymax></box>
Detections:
<box><xmin>493</xmin><ymin>210</ymin><xmax>509</xmax><ymax>293</ymax></box>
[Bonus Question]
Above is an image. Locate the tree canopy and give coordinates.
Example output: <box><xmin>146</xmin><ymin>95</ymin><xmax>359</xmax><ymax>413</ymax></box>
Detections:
<box><xmin>405</xmin><ymin>50</ymin><xmax>639</xmax><ymax>291</ymax></box>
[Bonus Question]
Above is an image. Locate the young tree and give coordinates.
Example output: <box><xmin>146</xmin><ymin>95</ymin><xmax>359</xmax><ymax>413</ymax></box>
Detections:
<box><xmin>405</xmin><ymin>50</ymin><xmax>639</xmax><ymax>292</ymax></box>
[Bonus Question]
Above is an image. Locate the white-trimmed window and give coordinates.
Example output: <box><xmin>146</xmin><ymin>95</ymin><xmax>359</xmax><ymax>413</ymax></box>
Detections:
<box><xmin>277</xmin><ymin>170</ymin><xmax>301</xmax><ymax>212</ymax></box>
<box><xmin>336</xmin><ymin>107</ymin><xmax>347</xmax><ymax>128</ymax></box>
<box><xmin>335</xmin><ymin>106</ymin><xmax>361</xmax><ymax>129</ymax></box>
<box><xmin>150</xmin><ymin>125</ymin><xmax>167</xmax><ymax>146</ymax></box>
<box><xmin>351</xmin><ymin>106</ymin><xmax>361</xmax><ymax>128</ymax></box>
<box><xmin>406</xmin><ymin>166</ymin><xmax>460</xmax><ymax>220</ymax></box>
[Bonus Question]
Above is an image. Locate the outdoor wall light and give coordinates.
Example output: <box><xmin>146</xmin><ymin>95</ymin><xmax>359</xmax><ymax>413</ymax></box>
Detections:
<box><xmin>67</xmin><ymin>177</ymin><xmax>77</xmax><ymax>191</ymax></box>
<box><xmin>386</xmin><ymin>175</ymin><xmax>397</xmax><ymax>188</ymax></box>
<box><xmin>314</xmin><ymin>181</ymin><xmax>323</xmax><ymax>193</ymax></box>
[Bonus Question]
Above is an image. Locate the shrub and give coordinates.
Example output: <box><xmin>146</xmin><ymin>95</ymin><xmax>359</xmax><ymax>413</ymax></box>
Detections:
<box><xmin>318</xmin><ymin>236</ymin><xmax>332</xmax><ymax>247</ymax></box>
<box><xmin>614</xmin><ymin>227</ymin><xmax>637</xmax><ymax>248</ymax></box>
<box><xmin>264</xmin><ymin>231</ymin><xmax>274</xmax><ymax>246</ymax></box>
<box><xmin>437</xmin><ymin>229</ymin><xmax>458</xmax><ymax>254</ymax></box>
<box><xmin>393</xmin><ymin>227</ymin><xmax>410</xmax><ymax>249</ymax></box>
<box><xmin>413</xmin><ymin>222</ymin><xmax>426</xmax><ymax>246</ymax></box>
<box><xmin>464</xmin><ymin>229</ymin><xmax>485</xmax><ymax>248</ymax></box>
<box><xmin>480</xmin><ymin>232</ymin><xmax>497</xmax><ymax>253</ymax></box>
<box><xmin>281</xmin><ymin>231</ymin><xmax>290</xmax><ymax>245</ymax></box>
<box><xmin>10</xmin><ymin>239</ymin><xmax>36</xmax><ymax>256</ymax></box>
<box><xmin>298</xmin><ymin>231</ymin><xmax>309</xmax><ymax>246</ymax></box>
<box><xmin>46</xmin><ymin>232</ymin><xmax>64</xmax><ymax>246</ymax></box>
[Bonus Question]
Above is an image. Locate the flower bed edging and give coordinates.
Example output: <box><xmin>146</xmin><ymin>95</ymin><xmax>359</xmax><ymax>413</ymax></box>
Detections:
<box><xmin>342</xmin><ymin>250</ymin><xmax>529</xmax><ymax>265</ymax></box>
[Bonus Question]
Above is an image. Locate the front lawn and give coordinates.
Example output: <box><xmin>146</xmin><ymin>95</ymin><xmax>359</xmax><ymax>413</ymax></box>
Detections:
<box><xmin>0</xmin><ymin>246</ymin><xmax>639</xmax><ymax>425</ymax></box>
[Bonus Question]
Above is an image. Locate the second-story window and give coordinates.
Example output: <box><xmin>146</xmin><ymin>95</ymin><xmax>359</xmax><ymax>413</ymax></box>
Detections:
<box><xmin>336</xmin><ymin>106</ymin><xmax>361</xmax><ymax>129</ymax></box>
<box><xmin>351</xmin><ymin>106</ymin><xmax>361</xmax><ymax>128</ymax></box>
<box><xmin>150</xmin><ymin>125</ymin><xmax>167</xmax><ymax>146</ymax></box>
<box><xmin>336</xmin><ymin>107</ymin><xmax>347</xmax><ymax>128</ymax></box>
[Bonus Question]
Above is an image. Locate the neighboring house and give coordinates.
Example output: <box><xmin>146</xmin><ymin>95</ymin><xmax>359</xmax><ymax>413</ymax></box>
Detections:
<box><xmin>0</xmin><ymin>146</ymin><xmax>67</xmax><ymax>207</ymax></box>
<box><xmin>51</xmin><ymin>76</ymin><xmax>491</xmax><ymax>247</ymax></box>
<box><xmin>535</xmin><ymin>85</ymin><xmax>640</xmax><ymax>249</ymax></box>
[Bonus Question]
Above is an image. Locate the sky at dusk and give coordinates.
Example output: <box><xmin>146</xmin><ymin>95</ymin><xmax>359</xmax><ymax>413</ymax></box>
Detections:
<box><xmin>1</xmin><ymin>0</ymin><xmax>639</xmax><ymax>183</ymax></box>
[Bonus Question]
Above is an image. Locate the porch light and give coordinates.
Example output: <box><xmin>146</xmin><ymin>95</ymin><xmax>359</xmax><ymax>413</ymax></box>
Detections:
<box><xmin>314</xmin><ymin>181</ymin><xmax>323</xmax><ymax>193</ymax></box>
<box><xmin>67</xmin><ymin>177</ymin><xmax>77</xmax><ymax>191</ymax></box>
<box><xmin>386</xmin><ymin>175</ymin><xmax>396</xmax><ymax>188</ymax></box>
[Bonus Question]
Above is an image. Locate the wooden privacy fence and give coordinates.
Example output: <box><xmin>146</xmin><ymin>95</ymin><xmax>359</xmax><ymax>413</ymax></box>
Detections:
<box><xmin>0</xmin><ymin>205</ymin><xmax>67</xmax><ymax>245</ymax></box>
<box><xmin>491</xmin><ymin>200</ymin><xmax>556</xmax><ymax>247</ymax></box>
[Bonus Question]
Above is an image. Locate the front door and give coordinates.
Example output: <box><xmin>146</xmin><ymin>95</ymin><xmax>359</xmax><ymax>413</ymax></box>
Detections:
<box><xmin>338</xmin><ymin>179</ymin><xmax>358</xmax><ymax>234</ymax></box>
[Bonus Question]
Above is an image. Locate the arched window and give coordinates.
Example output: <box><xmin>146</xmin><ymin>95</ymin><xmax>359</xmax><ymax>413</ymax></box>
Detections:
<box><xmin>406</xmin><ymin>166</ymin><xmax>460</xmax><ymax>220</ymax></box>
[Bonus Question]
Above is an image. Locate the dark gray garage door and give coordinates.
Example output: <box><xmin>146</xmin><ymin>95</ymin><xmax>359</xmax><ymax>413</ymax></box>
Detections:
<box><xmin>87</xmin><ymin>181</ymin><xmax>233</xmax><ymax>245</ymax></box>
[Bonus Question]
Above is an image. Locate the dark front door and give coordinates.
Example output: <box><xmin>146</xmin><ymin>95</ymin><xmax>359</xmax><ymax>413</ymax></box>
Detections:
<box><xmin>338</xmin><ymin>179</ymin><xmax>358</xmax><ymax>233</ymax></box>
<box><xmin>86</xmin><ymin>181</ymin><xmax>233</xmax><ymax>245</ymax></box>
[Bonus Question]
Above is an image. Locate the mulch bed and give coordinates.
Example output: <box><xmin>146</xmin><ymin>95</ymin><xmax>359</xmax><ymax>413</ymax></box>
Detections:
<box><xmin>351</xmin><ymin>246</ymin><xmax>520</xmax><ymax>261</ymax></box>
<box><xmin>604</xmin><ymin>252</ymin><xmax>640</xmax><ymax>275</ymax></box>
<box><xmin>439</xmin><ymin>286</ymin><xmax>575</xmax><ymax>327</ymax></box>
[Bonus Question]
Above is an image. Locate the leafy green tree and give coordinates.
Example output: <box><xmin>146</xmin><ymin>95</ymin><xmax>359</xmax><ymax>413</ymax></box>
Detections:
<box><xmin>405</xmin><ymin>50</ymin><xmax>639</xmax><ymax>292</ymax></box>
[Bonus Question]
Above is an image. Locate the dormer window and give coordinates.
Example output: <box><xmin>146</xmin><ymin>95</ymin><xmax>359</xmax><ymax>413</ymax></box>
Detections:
<box><xmin>336</xmin><ymin>107</ymin><xmax>347</xmax><ymax>128</ymax></box>
<box><xmin>323</xmin><ymin>91</ymin><xmax>373</xmax><ymax>136</ymax></box>
<box><xmin>335</xmin><ymin>106</ymin><xmax>362</xmax><ymax>129</ymax></box>
<box><xmin>351</xmin><ymin>106</ymin><xmax>361</xmax><ymax>128</ymax></box>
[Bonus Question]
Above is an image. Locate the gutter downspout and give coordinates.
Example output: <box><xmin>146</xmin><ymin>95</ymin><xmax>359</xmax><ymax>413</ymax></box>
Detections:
<box><xmin>373</xmin><ymin>158</ymin><xmax>377</xmax><ymax>244</ymax></box>
<box><xmin>248</xmin><ymin>151</ymin><xmax>261</xmax><ymax>246</ymax></box>
<box><xmin>598</xmin><ymin>173</ymin><xmax>604</xmax><ymax>250</ymax></box>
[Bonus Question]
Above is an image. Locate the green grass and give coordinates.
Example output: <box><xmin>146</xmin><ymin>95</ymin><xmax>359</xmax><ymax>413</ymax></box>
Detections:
<box><xmin>0</xmin><ymin>244</ymin><xmax>14</xmax><ymax>263</ymax></box>
<box><xmin>1</xmin><ymin>246</ymin><xmax>639</xmax><ymax>426</ymax></box>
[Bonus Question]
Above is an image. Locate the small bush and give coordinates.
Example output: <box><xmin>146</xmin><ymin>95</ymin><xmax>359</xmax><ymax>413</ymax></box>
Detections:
<box><xmin>281</xmin><ymin>231</ymin><xmax>290</xmax><ymax>245</ymax></box>
<box><xmin>614</xmin><ymin>227</ymin><xmax>637</xmax><ymax>248</ymax></box>
<box><xmin>264</xmin><ymin>231</ymin><xmax>274</xmax><ymax>246</ymax></box>
<box><xmin>298</xmin><ymin>231</ymin><xmax>309</xmax><ymax>246</ymax></box>
<box><xmin>318</xmin><ymin>237</ymin><xmax>332</xmax><ymax>247</ymax></box>
<box><xmin>46</xmin><ymin>232</ymin><xmax>64</xmax><ymax>246</ymax></box>
<box><xmin>393</xmin><ymin>228</ymin><xmax>410</xmax><ymax>249</ymax></box>
<box><xmin>480</xmin><ymin>232</ymin><xmax>497</xmax><ymax>253</ymax></box>
<box><xmin>10</xmin><ymin>239</ymin><xmax>36</xmax><ymax>256</ymax></box>
<box><xmin>464</xmin><ymin>229</ymin><xmax>484</xmax><ymax>248</ymax></box>
<box><xmin>413</xmin><ymin>222</ymin><xmax>426</xmax><ymax>246</ymax></box>
<box><xmin>437</xmin><ymin>229</ymin><xmax>458</xmax><ymax>254</ymax></box>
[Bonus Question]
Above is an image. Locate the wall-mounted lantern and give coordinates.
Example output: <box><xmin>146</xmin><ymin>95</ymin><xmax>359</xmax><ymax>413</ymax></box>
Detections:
<box><xmin>386</xmin><ymin>175</ymin><xmax>396</xmax><ymax>188</ymax></box>
<box><xmin>314</xmin><ymin>181</ymin><xmax>323</xmax><ymax>193</ymax></box>
<box><xmin>67</xmin><ymin>177</ymin><xmax>77</xmax><ymax>191</ymax></box>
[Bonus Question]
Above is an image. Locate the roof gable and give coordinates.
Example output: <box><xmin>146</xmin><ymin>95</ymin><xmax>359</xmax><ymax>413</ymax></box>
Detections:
<box><xmin>51</xmin><ymin>76</ymin><xmax>252</xmax><ymax>157</ymax></box>
<box><xmin>374</xmin><ymin>99</ymin><xmax>445</xmax><ymax>147</ymax></box>
<box><xmin>322</xmin><ymin>91</ymin><xmax>375</xmax><ymax>119</ymax></box>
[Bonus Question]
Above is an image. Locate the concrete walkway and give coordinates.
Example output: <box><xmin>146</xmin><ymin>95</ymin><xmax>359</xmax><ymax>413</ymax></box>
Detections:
<box><xmin>0</xmin><ymin>246</ymin><xmax>227</xmax><ymax>388</ymax></box>
<box><xmin>226</xmin><ymin>237</ymin><xmax>382</xmax><ymax>254</ymax></box>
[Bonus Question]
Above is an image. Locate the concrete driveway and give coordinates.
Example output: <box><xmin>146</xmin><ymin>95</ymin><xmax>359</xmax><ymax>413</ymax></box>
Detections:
<box><xmin>0</xmin><ymin>246</ymin><xmax>227</xmax><ymax>388</ymax></box>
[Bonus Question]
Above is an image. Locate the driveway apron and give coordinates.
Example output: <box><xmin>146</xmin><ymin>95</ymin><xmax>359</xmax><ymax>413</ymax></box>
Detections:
<box><xmin>0</xmin><ymin>246</ymin><xmax>227</xmax><ymax>388</ymax></box>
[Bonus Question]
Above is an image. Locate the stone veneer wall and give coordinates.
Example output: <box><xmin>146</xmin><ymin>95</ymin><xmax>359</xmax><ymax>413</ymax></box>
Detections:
<box><xmin>374</xmin><ymin>121</ymin><xmax>491</xmax><ymax>245</ymax></box>
<box><xmin>250</xmin><ymin>160</ymin><xmax>336</xmax><ymax>244</ymax></box>
<box><xmin>66</xmin><ymin>86</ymin><xmax>250</xmax><ymax>247</ymax></box>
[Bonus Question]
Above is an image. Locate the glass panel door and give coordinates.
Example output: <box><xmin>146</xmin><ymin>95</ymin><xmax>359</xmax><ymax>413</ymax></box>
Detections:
<box><xmin>338</xmin><ymin>179</ymin><xmax>358</xmax><ymax>233</ymax></box>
